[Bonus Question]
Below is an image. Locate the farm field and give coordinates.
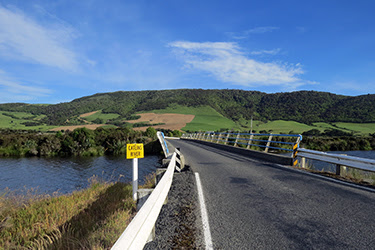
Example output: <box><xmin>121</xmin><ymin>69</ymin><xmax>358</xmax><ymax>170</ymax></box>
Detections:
<box><xmin>145</xmin><ymin>105</ymin><xmax>239</xmax><ymax>131</ymax></box>
<box><xmin>332</xmin><ymin>122</ymin><xmax>375</xmax><ymax>135</ymax></box>
<box><xmin>80</xmin><ymin>110</ymin><xmax>120</xmax><ymax>122</ymax></box>
<box><xmin>127</xmin><ymin>113</ymin><xmax>195</xmax><ymax>131</ymax></box>
<box><xmin>250</xmin><ymin>120</ymin><xmax>374</xmax><ymax>135</ymax></box>
<box><xmin>0</xmin><ymin>112</ymin><xmax>56</xmax><ymax>131</ymax></box>
<box><xmin>0</xmin><ymin>107</ymin><xmax>374</xmax><ymax>135</ymax></box>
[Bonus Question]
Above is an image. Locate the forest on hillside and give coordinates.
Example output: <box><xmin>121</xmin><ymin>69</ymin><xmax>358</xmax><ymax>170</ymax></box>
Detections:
<box><xmin>1</xmin><ymin>89</ymin><xmax>374</xmax><ymax>126</ymax></box>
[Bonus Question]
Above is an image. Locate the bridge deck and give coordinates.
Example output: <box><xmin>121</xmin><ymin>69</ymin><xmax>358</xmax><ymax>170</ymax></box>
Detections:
<box><xmin>168</xmin><ymin>139</ymin><xmax>375</xmax><ymax>249</ymax></box>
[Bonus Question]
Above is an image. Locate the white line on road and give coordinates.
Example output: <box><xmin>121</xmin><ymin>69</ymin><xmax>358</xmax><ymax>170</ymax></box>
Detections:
<box><xmin>195</xmin><ymin>172</ymin><xmax>214</xmax><ymax>250</ymax></box>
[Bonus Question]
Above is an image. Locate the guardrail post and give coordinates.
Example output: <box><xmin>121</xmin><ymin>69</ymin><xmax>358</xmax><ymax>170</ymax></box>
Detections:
<box><xmin>225</xmin><ymin>132</ymin><xmax>230</xmax><ymax>145</ymax></box>
<box><xmin>246</xmin><ymin>134</ymin><xmax>254</xmax><ymax>149</ymax></box>
<box><xmin>216</xmin><ymin>133</ymin><xmax>222</xmax><ymax>143</ymax></box>
<box><xmin>301</xmin><ymin>157</ymin><xmax>306</xmax><ymax>168</ymax></box>
<box><xmin>264</xmin><ymin>134</ymin><xmax>273</xmax><ymax>153</ymax></box>
<box><xmin>234</xmin><ymin>132</ymin><xmax>240</xmax><ymax>147</ymax></box>
<box><xmin>336</xmin><ymin>164</ymin><xmax>341</xmax><ymax>175</ymax></box>
<box><xmin>291</xmin><ymin>137</ymin><xmax>301</xmax><ymax>166</ymax></box>
<box><xmin>175</xmin><ymin>148</ymin><xmax>182</xmax><ymax>172</ymax></box>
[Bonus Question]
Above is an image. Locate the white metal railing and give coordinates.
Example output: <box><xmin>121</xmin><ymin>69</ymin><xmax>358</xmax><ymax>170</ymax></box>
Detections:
<box><xmin>298</xmin><ymin>148</ymin><xmax>375</xmax><ymax>174</ymax></box>
<box><xmin>111</xmin><ymin>153</ymin><xmax>177</xmax><ymax>249</ymax></box>
<box><xmin>157</xmin><ymin>131</ymin><xmax>170</xmax><ymax>157</ymax></box>
<box><xmin>182</xmin><ymin>132</ymin><xmax>302</xmax><ymax>154</ymax></box>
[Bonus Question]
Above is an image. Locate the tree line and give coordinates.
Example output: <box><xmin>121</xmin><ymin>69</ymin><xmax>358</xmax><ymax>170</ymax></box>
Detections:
<box><xmin>0</xmin><ymin>127</ymin><xmax>168</xmax><ymax>157</ymax></box>
<box><xmin>1</xmin><ymin>89</ymin><xmax>374</xmax><ymax>126</ymax></box>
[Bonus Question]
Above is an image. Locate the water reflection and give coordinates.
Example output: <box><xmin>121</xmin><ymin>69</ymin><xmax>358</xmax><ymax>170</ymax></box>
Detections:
<box><xmin>0</xmin><ymin>155</ymin><xmax>160</xmax><ymax>195</ymax></box>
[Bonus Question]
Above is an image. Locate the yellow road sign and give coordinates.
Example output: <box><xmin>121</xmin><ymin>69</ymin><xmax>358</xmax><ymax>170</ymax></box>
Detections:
<box><xmin>126</xmin><ymin>143</ymin><xmax>144</xmax><ymax>159</ymax></box>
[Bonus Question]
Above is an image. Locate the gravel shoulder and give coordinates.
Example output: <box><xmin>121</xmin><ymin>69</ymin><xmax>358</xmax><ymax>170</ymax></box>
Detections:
<box><xmin>144</xmin><ymin>165</ymin><xmax>203</xmax><ymax>249</ymax></box>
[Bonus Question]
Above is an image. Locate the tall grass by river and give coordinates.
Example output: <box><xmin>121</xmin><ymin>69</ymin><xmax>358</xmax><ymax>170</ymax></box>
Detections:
<box><xmin>0</xmin><ymin>174</ymin><xmax>155</xmax><ymax>249</ymax></box>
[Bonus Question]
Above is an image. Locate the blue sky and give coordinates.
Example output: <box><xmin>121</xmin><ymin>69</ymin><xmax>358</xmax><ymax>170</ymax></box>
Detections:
<box><xmin>0</xmin><ymin>0</ymin><xmax>374</xmax><ymax>104</ymax></box>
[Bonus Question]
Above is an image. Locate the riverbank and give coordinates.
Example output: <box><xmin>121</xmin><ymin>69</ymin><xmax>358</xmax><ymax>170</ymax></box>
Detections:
<box><xmin>0</xmin><ymin>175</ymin><xmax>155</xmax><ymax>249</ymax></box>
<box><xmin>0</xmin><ymin>127</ymin><xmax>162</xmax><ymax>157</ymax></box>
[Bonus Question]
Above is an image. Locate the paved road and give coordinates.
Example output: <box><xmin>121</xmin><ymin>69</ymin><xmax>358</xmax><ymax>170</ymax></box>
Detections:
<box><xmin>168</xmin><ymin>139</ymin><xmax>375</xmax><ymax>249</ymax></box>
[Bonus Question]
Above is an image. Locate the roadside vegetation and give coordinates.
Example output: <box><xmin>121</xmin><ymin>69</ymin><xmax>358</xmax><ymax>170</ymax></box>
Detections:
<box><xmin>0</xmin><ymin>174</ymin><xmax>156</xmax><ymax>249</ymax></box>
<box><xmin>0</xmin><ymin>127</ymin><xmax>163</xmax><ymax>157</ymax></box>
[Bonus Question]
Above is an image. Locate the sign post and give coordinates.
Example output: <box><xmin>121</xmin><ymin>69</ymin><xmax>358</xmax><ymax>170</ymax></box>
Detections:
<box><xmin>126</xmin><ymin>143</ymin><xmax>144</xmax><ymax>201</ymax></box>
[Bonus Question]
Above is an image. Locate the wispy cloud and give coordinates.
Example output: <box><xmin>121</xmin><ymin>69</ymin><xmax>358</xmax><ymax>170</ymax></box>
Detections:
<box><xmin>0</xmin><ymin>5</ymin><xmax>78</xmax><ymax>71</ymax></box>
<box><xmin>227</xmin><ymin>26</ymin><xmax>279</xmax><ymax>39</ymax></box>
<box><xmin>169</xmin><ymin>41</ymin><xmax>305</xmax><ymax>88</ymax></box>
<box><xmin>0</xmin><ymin>70</ymin><xmax>52</xmax><ymax>103</ymax></box>
<box><xmin>250</xmin><ymin>48</ymin><xmax>281</xmax><ymax>55</ymax></box>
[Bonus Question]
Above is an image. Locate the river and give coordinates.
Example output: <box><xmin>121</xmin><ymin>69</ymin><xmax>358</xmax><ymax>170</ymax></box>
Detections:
<box><xmin>0</xmin><ymin>155</ymin><xmax>160</xmax><ymax>195</ymax></box>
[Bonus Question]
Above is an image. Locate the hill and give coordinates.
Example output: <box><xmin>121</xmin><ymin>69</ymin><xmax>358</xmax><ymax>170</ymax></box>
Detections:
<box><xmin>0</xmin><ymin>89</ymin><xmax>374</xmax><ymax>132</ymax></box>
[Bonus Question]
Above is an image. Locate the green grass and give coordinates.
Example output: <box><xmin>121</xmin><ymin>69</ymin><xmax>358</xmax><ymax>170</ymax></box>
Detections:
<box><xmin>146</xmin><ymin>105</ymin><xmax>238</xmax><ymax>131</ymax></box>
<box><xmin>246</xmin><ymin>120</ymin><xmax>375</xmax><ymax>135</ymax></box>
<box><xmin>0</xmin><ymin>112</ymin><xmax>56</xmax><ymax>131</ymax></box>
<box><xmin>332</xmin><ymin>122</ymin><xmax>375</xmax><ymax>135</ymax></box>
<box><xmin>0</xmin><ymin>178</ymin><xmax>136</xmax><ymax>249</ymax></box>
<box><xmin>82</xmin><ymin>110</ymin><xmax>120</xmax><ymax>123</ymax></box>
<box><xmin>252</xmin><ymin>120</ymin><xmax>314</xmax><ymax>134</ymax></box>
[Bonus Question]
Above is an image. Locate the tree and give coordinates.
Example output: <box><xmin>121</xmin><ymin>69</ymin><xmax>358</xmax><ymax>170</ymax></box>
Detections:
<box><xmin>145</xmin><ymin>127</ymin><xmax>157</xmax><ymax>138</ymax></box>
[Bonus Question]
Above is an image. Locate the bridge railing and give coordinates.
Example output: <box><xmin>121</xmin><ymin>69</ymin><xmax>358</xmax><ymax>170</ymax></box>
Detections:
<box><xmin>112</xmin><ymin>152</ymin><xmax>176</xmax><ymax>249</ymax></box>
<box><xmin>298</xmin><ymin>148</ymin><xmax>375</xmax><ymax>175</ymax></box>
<box><xmin>112</xmin><ymin>133</ymin><xmax>176</xmax><ymax>249</ymax></box>
<box><xmin>182</xmin><ymin>132</ymin><xmax>302</xmax><ymax>155</ymax></box>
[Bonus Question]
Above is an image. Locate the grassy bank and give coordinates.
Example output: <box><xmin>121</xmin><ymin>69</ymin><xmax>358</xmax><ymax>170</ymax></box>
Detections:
<box><xmin>0</xmin><ymin>177</ymin><xmax>145</xmax><ymax>249</ymax></box>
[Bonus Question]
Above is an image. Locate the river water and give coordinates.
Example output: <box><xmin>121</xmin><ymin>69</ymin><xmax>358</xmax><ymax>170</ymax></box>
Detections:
<box><xmin>0</xmin><ymin>155</ymin><xmax>160</xmax><ymax>195</ymax></box>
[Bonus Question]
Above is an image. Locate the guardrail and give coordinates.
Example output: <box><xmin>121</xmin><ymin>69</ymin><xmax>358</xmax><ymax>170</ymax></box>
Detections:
<box><xmin>298</xmin><ymin>148</ymin><xmax>375</xmax><ymax>175</ymax></box>
<box><xmin>182</xmin><ymin>132</ymin><xmax>302</xmax><ymax>153</ymax></box>
<box><xmin>157</xmin><ymin>131</ymin><xmax>170</xmax><ymax>157</ymax></box>
<box><xmin>182</xmin><ymin>131</ymin><xmax>302</xmax><ymax>166</ymax></box>
<box><xmin>112</xmin><ymin>152</ymin><xmax>177</xmax><ymax>249</ymax></box>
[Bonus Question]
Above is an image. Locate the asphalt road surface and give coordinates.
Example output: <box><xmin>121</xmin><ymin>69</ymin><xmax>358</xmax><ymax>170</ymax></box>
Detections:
<box><xmin>168</xmin><ymin>139</ymin><xmax>375</xmax><ymax>249</ymax></box>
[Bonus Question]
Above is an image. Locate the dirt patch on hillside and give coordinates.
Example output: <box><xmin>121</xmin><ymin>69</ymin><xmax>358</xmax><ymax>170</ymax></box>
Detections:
<box><xmin>127</xmin><ymin>113</ymin><xmax>195</xmax><ymax>131</ymax></box>
<box><xmin>50</xmin><ymin>124</ymin><xmax>106</xmax><ymax>131</ymax></box>
<box><xmin>79</xmin><ymin>110</ymin><xmax>99</xmax><ymax>118</ymax></box>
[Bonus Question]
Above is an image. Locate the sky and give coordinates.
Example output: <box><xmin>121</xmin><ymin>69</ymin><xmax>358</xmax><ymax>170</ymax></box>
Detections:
<box><xmin>0</xmin><ymin>0</ymin><xmax>374</xmax><ymax>104</ymax></box>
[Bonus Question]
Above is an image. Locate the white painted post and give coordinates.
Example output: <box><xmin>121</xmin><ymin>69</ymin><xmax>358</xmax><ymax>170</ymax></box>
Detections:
<box><xmin>225</xmin><ymin>132</ymin><xmax>230</xmax><ymax>145</ymax></box>
<box><xmin>234</xmin><ymin>132</ymin><xmax>240</xmax><ymax>147</ymax></box>
<box><xmin>247</xmin><ymin>134</ymin><xmax>254</xmax><ymax>149</ymax></box>
<box><xmin>133</xmin><ymin>158</ymin><xmax>138</xmax><ymax>201</ymax></box>
<box><xmin>264</xmin><ymin>134</ymin><xmax>273</xmax><ymax>153</ymax></box>
<box><xmin>301</xmin><ymin>157</ymin><xmax>306</xmax><ymax>169</ymax></box>
<box><xmin>216</xmin><ymin>133</ymin><xmax>222</xmax><ymax>143</ymax></box>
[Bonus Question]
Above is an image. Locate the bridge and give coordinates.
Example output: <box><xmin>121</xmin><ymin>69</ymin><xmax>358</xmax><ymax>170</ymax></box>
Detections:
<box><xmin>113</xmin><ymin>132</ymin><xmax>375</xmax><ymax>249</ymax></box>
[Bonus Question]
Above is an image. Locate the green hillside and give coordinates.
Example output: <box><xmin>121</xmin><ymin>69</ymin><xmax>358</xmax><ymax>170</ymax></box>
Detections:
<box><xmin>0</xmin><ymin>89</ymin><xmax>374</xmax><ymax>134</ymax></box>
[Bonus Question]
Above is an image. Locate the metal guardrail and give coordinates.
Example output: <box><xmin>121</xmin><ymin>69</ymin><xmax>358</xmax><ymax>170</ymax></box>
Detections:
<box><xmin>111</xmin><ymin>152</ymin><xmax>177</xmax><ymax>249</ymax></box>
<box><xmin>182</xmin><ymin>132</ymin><xmax>375</xmax><ymax>175</ymax></box>
<box><xmin>298</xmin><ymin>148</ymin><xmax>375</xmax><ymax>174</ymax></box>
<box><xmin>157</xmin><ymin>131</ymin><xmax>170</xmax><ymax>157</ymax></box>
<box><xmin>182</xmin><ymin>132</ymin><xmax>302</xmax><ymax>154</ymax></box>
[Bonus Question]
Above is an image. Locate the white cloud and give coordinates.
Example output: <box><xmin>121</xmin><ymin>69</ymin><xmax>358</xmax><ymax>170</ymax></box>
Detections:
<box><xmin>0</xmin><ymin>70</ymin><xmax>52</xmax><ymax>103</ymax></box>
<box><xmin>0</xmin><ymin>5</ymin><xmax>78</xmax><ymax>71</ymax></box>
<box><xmin>227</xmin><ymin>26</ymin><xmax>279</xmax><ymax>39</ymax></box>
<box><xmin>250</xmin><ymin>48</ymin><xmax>281</xmax><ymax>55</ymax></box>
<box><xmin>169</xmin><ymin>41</ymin><xmax>305</xmax><ymax>87</ymax></box>
<box><xmin>245</xmin><ymin>26</ymin><xmax>279</xmax><ymax>34</ymax></box>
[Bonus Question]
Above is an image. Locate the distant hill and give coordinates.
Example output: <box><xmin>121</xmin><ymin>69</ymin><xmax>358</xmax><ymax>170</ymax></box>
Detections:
<box><xmin>0</xmin><ymin>89</ymin><xmax>374</xmax><ymax>126</ymax></box>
